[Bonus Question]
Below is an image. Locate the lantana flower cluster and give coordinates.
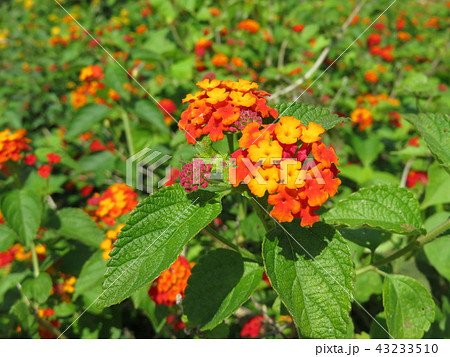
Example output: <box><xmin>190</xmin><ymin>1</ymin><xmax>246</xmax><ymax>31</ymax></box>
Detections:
<box><xmin>148</xmin><ymin>256</ymin><xmax>193</xmax><ymax>306</ymax></box>
<box><xmin>70</xmin><ymin>65</ymin><xmax>121</xmax><ymax>109</ymax></box>
<box><xmin>0</xmin><ymin>129</ymin><xmax>30</xmax><ymax>170</ymax></box>
<box><xmin>179</xmin><ymin>79</ymin><xmax>278</xmax><ymax>144</ymax></box>
<box><xmin>50</xmin><ymin>272</ymin><xmax>77</xmax><ymax>303</ymax></box>
<box><xmin>0</xmin><ymin>241</ymin><xmax>46</xmax><ymax>269</ymax></box>
<box><xmin>230</xmin><ymin>117</ymin><xmax>341</xmax><ymax>227</ymax></box>
<box><xmin>87</xmin><ymin>183</ymin><xmax>138</xmax><ymax>226</ymax></box>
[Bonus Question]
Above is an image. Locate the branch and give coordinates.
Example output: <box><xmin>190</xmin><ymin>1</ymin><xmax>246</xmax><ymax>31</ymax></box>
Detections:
<box><xmin>356</xmin><ymin>218</ymin><xmax>450</xmax><ymax>275</ymax></box>
<box><xmin>329</xmin><ymin>76</ymin><xmax>348</xmax><ymax>111</ymax></box>
<box><xmin>277</xmin><ymin>39</ymin><xmax>289</xmax><ymax>69</ymax></box>
<box><xmin>17</xmin><ymin>283</ymin><xmax>67</xmax><ymax>339</ymax></box>
<box><xmin>269</xmin><ymin>0</ymin><xmax>368</xmax><ymax>101</ymax></box>
<box><xmin>169</xmin><ymin>23</ymin><xmax>189</xmax><ymax>54</ymax></box>
<box><xmin>399</xmin><ymin>158</ymin><xmax>414</xmax><ymax>188</ymax></box>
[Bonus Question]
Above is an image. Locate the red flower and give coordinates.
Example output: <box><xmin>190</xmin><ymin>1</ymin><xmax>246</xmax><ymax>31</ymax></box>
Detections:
<box><xmin>90</xmin><ymin>139</ymin><xmax>114</xmax><ymax>152</ymax></box>
<box><xmin>24</xmin><ymin>154</ymin><xmax>37</xmax><ymax>165</ymax></box>
<box><xmin>406</xmin><ymin>171</ymin><xmax>428</xmax><ymax>188</ymax></box>
<box><xmin>166</xmin><ymin>315</ymin><xmax>186</xmax><ymax>333</ymax></box>
<box><xmin>80</xmin><ymin>185</ymin><xmax>94</xmax><ymax>197</ymax></box>
<box><xmin>241</xmin><ymin>315</ymin><xmax>264</xmax><ymax>338</ymax></box>
<box><xmin>292</xmin><ymin>24</ymin><xmax>305</xmax><ymax>33</ymax></box>
<box><xmin>367</xmin><ymin>33</ymin><xmax>382</xmax><ymax>48</ymax></box>
<box><xmin>158</xmin><ymin>98</ymin><xmax>177</xmax><ymax>114</ymax></box>
<box><xmin>37</xmin><ymin>165</ymin><xmax>52</xmax><ymax>179</ymax></box>
<box><xmin>408</xmin><ymin>137</ymin><xmax>420</xmax><ymax>147</ymax></box>
<box><xmin>262</xmin><ymin>272</ymin><xmax>271</xmax><ymax>287</ymax></box>
<box><xmin>47</xmin><ymin>153</ymin><xmax>61</xmax><ymax>164</ymax></box>
<box><xmin>0</xmin><ymin>250</ymin><xmax>14</xmax><ymax>268</ymax></box>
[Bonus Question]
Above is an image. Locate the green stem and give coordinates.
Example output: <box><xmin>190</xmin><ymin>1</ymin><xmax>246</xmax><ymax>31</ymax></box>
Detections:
<box><xmin>120</xmin><ymin>109</ymin><xmax>135</xmax><ymax>156</ymax></box>
<box><xmin>226</xmin><ymin>133</ymin><xmax>235</xmax><ymax>153</ymax></box>
<box><xmin>204</xmin><ymin>226</ymin><xmax>262</xmax><ymax>263</ymax></box>
<box><xmin>30</xmin><ymin>241</ymin><xmax>40</xmax><ymax>278</ymax></box>
<box><xmin>356</xmin><ymin>219</ymin><xmax>450</xmax><ymax>275</ymax></box>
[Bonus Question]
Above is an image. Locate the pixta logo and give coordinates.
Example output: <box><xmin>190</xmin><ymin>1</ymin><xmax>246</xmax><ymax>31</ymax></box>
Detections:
<box><xmin>126</xmin><ymin>148</ymin><xmax>172</xmax><ymax>194</ymax></box>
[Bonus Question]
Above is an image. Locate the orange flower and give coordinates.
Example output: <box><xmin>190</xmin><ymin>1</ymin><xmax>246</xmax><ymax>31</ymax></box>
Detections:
<box><xmin>149</xmin><ymin>256</ymin><xmax>193</xmax><ymax>306</ymax></box>
<box><xmin>211</xmin><ymin>53</ymin><xmax>228</xmax><ymax>67</ymax></box>
<box><xmin>0</xmin><ymin>129</ymin><xmax>30</xmax><ymax>169</ymax></box>
<box><xmin>230</xmin><ymin>119</ymin><xmax>340</xmax><ymax>227</ymax></box>
<box><xmin>79</xmin><ymin>65</ymin><xmax>104</xmax><ymax>81</ymax></box>
<box><xmin>237</xmin><ymin>19</ymin><xmax>260</xmax><ymax>33</ymax></box>
<box><xmin>231</xmin><ymin>57</ymin><xmax>245</xmax><ymax>67</ymax></box>
<box><xmin>424</xmin><ymin>17</ymin><xmax>440</xmax><ymax>28</ymax></box>
<box><xmin>108</xmin><ymin>89</ymin><xmax>121</xmax><ymax>101</ymax></box>
<box><xmin>179</xmin><ymin>79</ymin><xmax>278</xmax><ymax>144</ymax></box>
<box><xmin>397</xmin><ymin>31</ymin><xmax>411</xmax><ymax>41</ymax></box>
<box><xmin>364</xmin><ymin>70</ymin><xmax>378</xmax><ymax>83</ymax></box>
<box><xmin>209</xmin><ymin>7</ymin><xmax>221</xmax><ymax>16</ymax></box>
<box><xmin>350</xmin><ymin>108</ymin><xmax>373</xmax><ymax>130</ymax></box>
<box><xmin>136</xmin><ymin>24</ymin><xmax>147</xmax><ymax>34</ymax></box>
<box><xmin>88</xmin><ymin>183</ymin><xmax>138</xmax><ymax>226</ymax></box>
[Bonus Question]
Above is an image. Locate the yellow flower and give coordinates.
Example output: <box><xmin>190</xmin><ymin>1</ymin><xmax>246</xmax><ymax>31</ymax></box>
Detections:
<box><xmin>274</xmin><ymin>116</ymin><xmax>302</xmax><ymax>144</ymax></box>
<box><xmin>300</xmin><ymin>122</ymin><xmax>325</xmax><ymax>143</ymax></box>
<box><xmin>248</xmin><ymin>140</ymin><xmax>283</xmax><ymax>168</ymax></box>
<box><xmin>51</xmin><ymin>27</ymin><xmax>61</xmax><ymax>36</ymax></box>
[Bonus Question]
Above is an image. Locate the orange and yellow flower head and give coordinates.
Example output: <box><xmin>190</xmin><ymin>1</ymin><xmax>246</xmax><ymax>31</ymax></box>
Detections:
<box><xmin>350</xmin><ymin>107</ymin><xmax>373</xmax><ymax>130</ymax></box>
<box><xmin>148</xmin><ymin>256</ymin><xmax>193</xmax><ymax>306</ymax></box>
<box><xmin>237</xmin><ymin>19</ymin><xmax>260</xmax><ymax>34</ymax></box>
<box><xmin>0</xmin><ymin>129</ymin><xmax>31</xmax><ymax>170</ymax></box>
<box><xmin>230</xmin><ymin>117</ymin><xmax>341</xmax><ymax>227</ymax></box>
<box><xmin>79</xmin><ymin>65</ymin><xmax>104</xmax><ymax>82</ymax></box>
<box><xmin>179</xmin><ymin>79</ymin><xmax>278</xmax><ymax>144</ymax></box>
<box><xmin>88</xmin><ymin>183</ymin><xmax>138</xmax><ymax>226</ymax></box>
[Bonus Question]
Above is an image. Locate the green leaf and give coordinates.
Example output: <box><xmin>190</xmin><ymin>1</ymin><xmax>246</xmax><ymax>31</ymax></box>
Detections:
<box><xmin>22</xmin><ymin>273</ymin><xmax>52</xmax><ymax>304</ymax></box>
<box><xmin>274</xmin><ymin>102</ymin><xmax>349</xmax><ymax>130</ymax></box>
<box><xmin>263</xmin><ymin>222</ymin><xmax>354</xmax><ymax>338</ymax></box>
<box><xmin>104</xmin><ymin>61</ymin><xmax>130</xmax><ymax>101</ymax></box>
<box><xmin>423</xmin><ymin>213</ymin><xmax>450</xmax><ymax>281</ymax></box>
<box><xmin>383</xmin><ymin>274</ymin><xmax>435</xmax><ymax>338</ymax></box>
<box><xmin>170</xmin><ymin>58</ymin><xmax>194</xmax><ymax>81</ymax></box>
<box><xmin>66</xmin><ymin>103</ymin><xmax>111</xmax><ymax>138</ymax></box>
<box><xmin>74</xmin><ymin>251</ymin><xmax>107</xmax><ymax>299</ymax></box>
<box><xmin>10</xmin><ymin>300</ymin><xmax>37</xmax><ymax>334</ymax></box>
<box><xmin>323</xmin><ymin>185</ymin><xmax>424</xmax><ymax>235</ymax></box>
<box><xmin>0</xmin><ymin>224</ymin><xmax>17</xmax><ymax>251</ymax></box>
<box><xmin>56</xmin><ymin>208</ymin><xmax>104</xmax><ymax>247</ymax></box>
<box><xmin>183</xmin><ymin>249</ymin><xmax>264</xmax><ymax>330</ymax></box>
<box><xmin>350</xmin><ymin>134</ymin><xmax>384</xmax><ymax>167</ymax></box>
<box><xmin>0</xmin><ymin>271</ymin><xmax>28</xmax><ymax>312</ymax></box>
<box><xmin>53</xmin><ymin>302</ymin><xmax>77</xmax><ymax>317</ymax></box>
<box><xmin>134</xmin><ymin>100</ymin><xmax>169</xmax><ymax>135</ymax></box>
<box><xmin>404</xmin><ymin>113</ymin><xmax>450</xmax><ymax>173</ymax></box>
<box><xmin>339</xmin><ymin>228</ymin><xmax>389</xmax><ymax>251</ymax></box>
<box><xmin>421</xmin><ymin>163</ymin><xmax>450</xmax><ymax>209</ymax></box>
<box><xmin>97</xmin><ymin>184</ymin><xmax>221</xmax><ymax>308</ymax></box>
<box><xmin>354</xmin><ymin>271</ymin><xmax>383</xmax><ymax>303</ymax></box>
<box><xmin>0</xmin><ymin>189</ymin><xmax>42</xmax><ymax>247</ymax></box>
